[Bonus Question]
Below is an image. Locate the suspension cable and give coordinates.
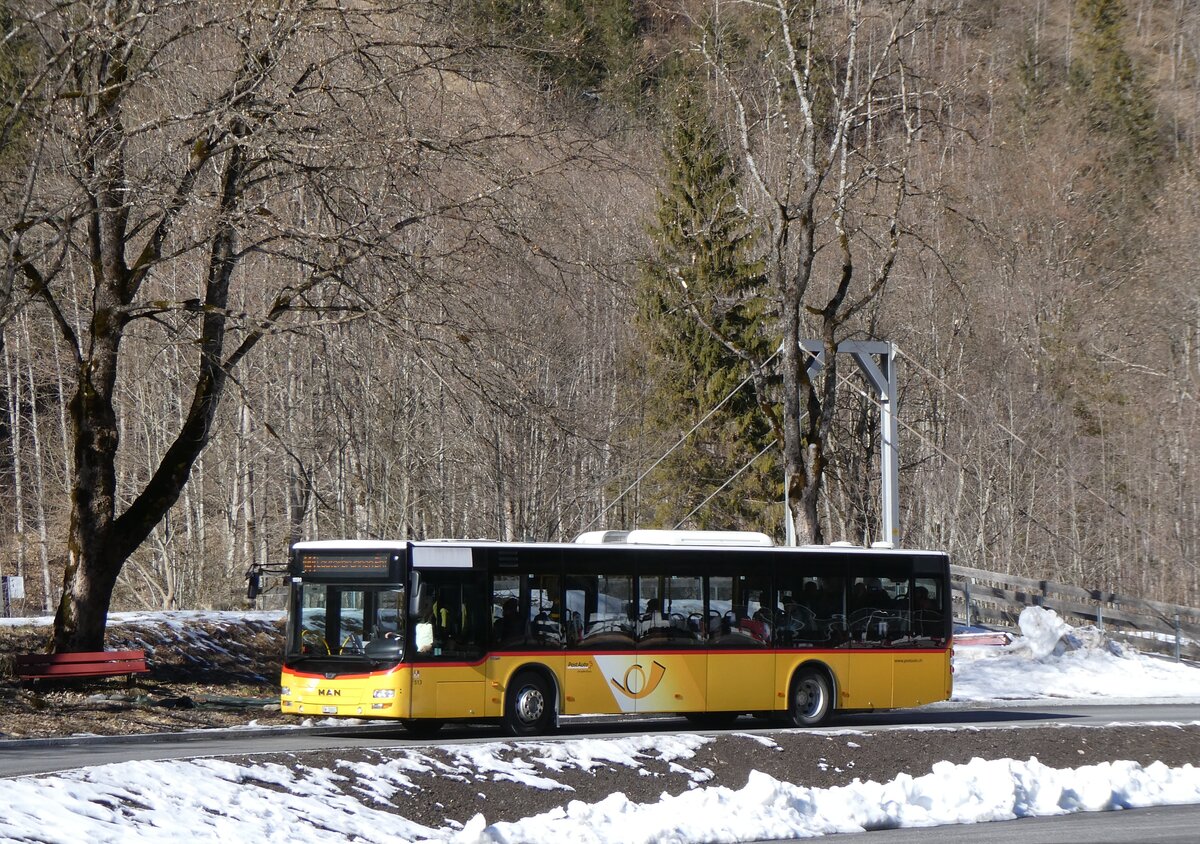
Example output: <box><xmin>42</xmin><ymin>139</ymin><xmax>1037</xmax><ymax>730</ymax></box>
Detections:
<box><xmin>581</xmin><ymin>349</ymin><xmax>779</xmax><ymax>532</ymax></box>
<box><xmin>673</xmin><ymin>440</ymin><xmax>778</xmax><ymax>530</ymax></box>
<box><xmin>890</xmin><ymin>344</ymin><xmax>1195</xmax><ymax>574</ymax></box>
<box><xmin>892</xmin><ymin>345</ymin><xmax>1132</xmax><ymax>524</ymax></box>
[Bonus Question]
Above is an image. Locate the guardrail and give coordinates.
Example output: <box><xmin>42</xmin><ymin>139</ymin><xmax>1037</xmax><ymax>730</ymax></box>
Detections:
<box><xmin>950</xmin><ymin>564</ymin><xmax>1200</xmax><ymax>662</ymax></box>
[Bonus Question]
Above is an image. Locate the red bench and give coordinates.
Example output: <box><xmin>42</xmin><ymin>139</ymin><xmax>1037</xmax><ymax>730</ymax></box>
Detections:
<box><xmin>14</xmin><ymin>650</ymin><xmax>149</xmax><ymax>683</ymax></box>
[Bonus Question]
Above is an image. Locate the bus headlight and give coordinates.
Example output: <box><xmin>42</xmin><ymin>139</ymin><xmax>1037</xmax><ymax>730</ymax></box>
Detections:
<box><xmin>280</xmin><ymin>686</ymin><xmax>291</xmax><ymax>696</ymax></box>
<box><xmin>372</xmin><ymin>689</ymin><xmax>395</xmax><ymax>699</ymax></box>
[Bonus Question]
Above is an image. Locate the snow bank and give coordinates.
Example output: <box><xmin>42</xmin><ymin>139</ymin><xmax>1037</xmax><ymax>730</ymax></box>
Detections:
<box><xmin>1</xmin><ymin>752</ymin><xmax>1197</xmax><ymax>844</ymax></box>
<box><xmin>952</xmin><ymin>606</ymin><xmax>1200</xmax><ymax>702</ymax></box>
<box><xmin>455</xmin><ymin>757</ymin><xmax>1200</xmax><ymax>844</ymax></box>
<box><xmin>1016</xmin><ymin>606</ymin><xmax>1076</xmax><ymax>659</ymax></box>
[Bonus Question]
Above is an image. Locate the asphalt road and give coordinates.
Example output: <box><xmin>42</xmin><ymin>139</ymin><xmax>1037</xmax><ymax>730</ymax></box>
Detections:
<box><xmin>778</xmin><ymin>804</ymin><xmax>1200</xmax><ymax>844</ymax></box>
<box><xmin>2</xmin><ymin>700</ymin><xmax>1198</xmax><ymax>778</ymax></box>
<box><xmin>2</xmin><ymin>702</ymin><xmax>1198</xmax><ymax>842</ymax></box>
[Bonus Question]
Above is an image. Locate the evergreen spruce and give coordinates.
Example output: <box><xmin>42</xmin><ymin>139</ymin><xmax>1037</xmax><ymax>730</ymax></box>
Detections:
<box><xmin>1072</xmin><ymin>0</ymin><xmax>1160</xmax><ymax>198</ymax></box>
<box><xmin>635</xmin><ymin>85</ymin><xmax>777</xmax><ymax>531</ymax></box>
<box><xmin>540</xmin><ymin>0</ymin><xmax>604</xmax><ymax>93</ymax></box>
<box><xmin>0</xmin><ymin>1</ymin><xmax>36</xmax><ymax>166</ymax></box>
<box><xmin>468</xmin><ymin>1</ymin><xmax>646</xmax><ymax>110</ymax></box>
<box><xmin>593</xmin><ymin>0</ymin><xmax>642</xmax><ymax>110</ymax></box>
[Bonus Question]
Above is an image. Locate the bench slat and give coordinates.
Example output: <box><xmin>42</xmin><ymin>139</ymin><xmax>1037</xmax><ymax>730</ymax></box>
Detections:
<box><xmin>14</xmin><ymin>650</ymin><xmax>149</xmax><ymax>680</ymax></box>
<box><xmin>15</xmin><ymin>649</ymin><xmax>146</xmax><ymax>667</ymax></box>
<box><xmin>19</xmin><ymin>663</ymin><xmax>146</xmax><ymax>678</ymax></box>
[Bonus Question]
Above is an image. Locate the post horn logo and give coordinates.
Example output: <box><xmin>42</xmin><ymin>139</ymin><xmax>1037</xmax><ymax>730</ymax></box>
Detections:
<box><xmin>610</xmin><ymin>660</ymin><xmax>667</xmax><ymax>699</ymax></box>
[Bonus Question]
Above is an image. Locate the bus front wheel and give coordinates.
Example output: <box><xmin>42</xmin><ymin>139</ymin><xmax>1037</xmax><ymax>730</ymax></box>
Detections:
<box><xmin>788</xmin><ymin>668</ymin><xmax>832</xmax><ymax>727</ymax></box>
<box><xmin>505</xmin><ymin>671</ymin><xmax>553</xmax><ymax>736</ymax></box>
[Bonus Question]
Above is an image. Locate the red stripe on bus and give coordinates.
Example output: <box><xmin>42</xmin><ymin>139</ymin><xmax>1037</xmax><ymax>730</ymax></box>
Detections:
<box><xmin>284</xmin><ymin>645</ymin><xmax>950</xmax><ymax>678</ymax></box>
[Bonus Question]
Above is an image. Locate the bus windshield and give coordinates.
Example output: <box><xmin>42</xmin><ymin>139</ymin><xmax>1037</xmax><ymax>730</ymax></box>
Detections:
<box><xmin>289</xmin><ymin>583</ymin><xmax>405</xmax><ymax>661</ymax></box>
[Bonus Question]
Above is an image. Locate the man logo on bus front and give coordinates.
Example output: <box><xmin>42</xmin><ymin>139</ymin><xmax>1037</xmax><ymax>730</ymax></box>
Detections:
<box><xmin>610</xmin><ymin>660</ymin><xmax>667</xmax><ymax>700</ymax></box>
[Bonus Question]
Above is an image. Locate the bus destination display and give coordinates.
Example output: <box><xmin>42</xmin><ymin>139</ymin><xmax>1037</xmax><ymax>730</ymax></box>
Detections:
<box><xmin>299</xmin><ymin>551</ymin><xmax>393</xmax><ymax>577</ymax></box>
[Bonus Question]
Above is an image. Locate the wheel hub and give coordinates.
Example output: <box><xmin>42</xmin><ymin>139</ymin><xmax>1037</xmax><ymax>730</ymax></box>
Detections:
<box><xmin>799</xmin><ymin>680</ymin><xmax>823</xmax><ymax>716</ymax></box>
<box><xmin>516</xmin><ymin>686</ymin><xmax>545</xmax><ymax>723</ymax></box>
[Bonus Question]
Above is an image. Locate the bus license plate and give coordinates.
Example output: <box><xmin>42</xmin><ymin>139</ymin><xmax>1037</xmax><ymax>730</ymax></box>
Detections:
<box><xmin>322</xmin><ymin>706</ymin><xmax>337</xmax><ymax>714</ymax></box>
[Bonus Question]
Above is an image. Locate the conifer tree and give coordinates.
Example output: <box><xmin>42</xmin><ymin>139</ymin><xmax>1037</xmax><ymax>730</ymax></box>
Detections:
<box><xmin>472</xmin><ymin>1</ymin><xmax>645</xmax><ymax>110</ymax></box>
<box><xmin>541</xmin><ymin>0</ymin><xmax>604</xmax><ymax>93</ymax></box>
<box><xmin>593</xmin><ymin>0</ymin><xmax>642</xmax><ymax>109</ymax></box>
<box><xmin>636</xmin><ymin>85</ymin><xmax>777</xmax><ymax>531</ymax></box>
<box><xmin>0</xmin><ymin>1</ymin><xmax>37</xmax><ymax>353</ymax></box>
<box><xmin>1072</xmin><ymin>0</ymin><xmax>1160</xmax><ymax>197</ymax></box>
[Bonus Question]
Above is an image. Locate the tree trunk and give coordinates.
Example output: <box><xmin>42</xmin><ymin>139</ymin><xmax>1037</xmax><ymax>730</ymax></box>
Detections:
<box><xmin>3</xmin><ymin>336</ymin><xmax>26</xmax><ymax>590</ymax></box>
<box><xmin>55</xmin><ymin>327</ymin><xmax>124</xmax><ymax>650</ymax></box>
<box><xmin>22</xmin><ymin>315</ymin><xmax>53</xmax><ymax>612</ymax></box>
<box><xmin>51</xmin><ymin>106</ymin><xmax>245</xmax><ymax>649</ymax></box>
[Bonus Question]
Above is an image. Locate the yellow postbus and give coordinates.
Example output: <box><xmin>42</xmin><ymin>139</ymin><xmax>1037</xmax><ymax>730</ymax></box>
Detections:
<box><xmin>279</xmin><ymin>530</ymin><xmax>952</xmax><ymax>736</ymax></box>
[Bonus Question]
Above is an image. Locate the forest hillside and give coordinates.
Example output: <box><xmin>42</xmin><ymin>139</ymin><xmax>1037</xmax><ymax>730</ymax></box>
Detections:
<box><xmin>0</xmin><ymin>1</ymin><xmax>1197</xmax><ymax>623</ymax></box>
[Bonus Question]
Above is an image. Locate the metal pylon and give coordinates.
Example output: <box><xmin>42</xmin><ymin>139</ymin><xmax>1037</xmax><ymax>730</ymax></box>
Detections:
<box><xmin>792</xmin><ymin>340</ymin><xmax>900</xmax><ymax>547</ymax></box>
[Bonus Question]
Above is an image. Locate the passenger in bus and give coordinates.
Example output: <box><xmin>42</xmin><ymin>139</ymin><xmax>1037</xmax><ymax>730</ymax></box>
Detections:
<box><xmin>752</xmin><ymin>605</ymin><xmax>775</xmax><ymax>629</ymax></box>
<box><xmin>640</xmin><ymin>598</ymin><xmax>669</xmax><ymax>634</ymax></box>
<box><xmin>748</xmin><ymin>607</ymin><xmax>774</xmax><ymax>644</ymax></box>
<box><xmin>850</xmin><ymin>580</ymin><xmax>869</xmax><ymax>609</ymax></box>
<box><xmin>494</xmin><ymin>598</ymin><xmax>523</xmax><ymax>643</ymax></box>
<box><xmin>532</xmin><ymin>606</ymin><xmax>562</xmax><ymax>643</ymax></box>
<box><xmin>564</xmin><ymin>610</ymin><xmax>583</xmax><ymax>644</ymax></box>
<box><xmin>865</xmin><ymin>577</ymin><xmax>891</xmax><ymax>608</ymax></box>
<box><xmin>431</xmin><ymin>590</ymin><xmax>471</xmax><ymax>644</ymax></box>
<box><xmin>913</xmin><ymin>585</ymin><xmax>935</xmax><ymax>611</ymax></box>
<box><xmin>912</xmin><ymin>585</ymin><xmax>941</xmax><ymax>635</ymax></box>
<box><xmin>817</xmin><ymin>581</ymin><xmax>843</xmax><ymax>618</ymax></box>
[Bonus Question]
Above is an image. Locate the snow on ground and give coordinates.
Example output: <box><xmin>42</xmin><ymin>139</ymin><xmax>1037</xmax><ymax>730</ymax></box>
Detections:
<box><xmin>3</xmin><ymin>606</ymin><xmax>1200</xmax><ymax>842</ymax></box>
<box><xmin>951</xmin><ymin>606</ymin><xmax>1200</xmax><ymax>703</ymax></box>
<box><xmin>0</xmin><ymin>609</ymin><xmax>283</xmax><ymax>629</ymax></box>
<box><xmin>1</xmin><ymin>736</ymin><xmax>1198</xmax><ymax>843</ymax></box>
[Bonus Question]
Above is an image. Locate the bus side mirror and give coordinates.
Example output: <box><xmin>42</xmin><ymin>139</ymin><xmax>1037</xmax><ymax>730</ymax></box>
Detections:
<box><xmin>246</xmin><ymin>567</ymin><xmax>261</xmax><ymax>600</ymax></box>
<box><xmin>410</xmin><ymin>573</ymin><xmax>426</xmax><ymax>615</ymax></box>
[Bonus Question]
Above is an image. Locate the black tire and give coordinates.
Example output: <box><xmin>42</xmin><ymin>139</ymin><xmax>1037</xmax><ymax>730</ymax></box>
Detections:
<box><xmin>787</xmin><ymin>668</ymin><xmax>832</xmax><ymax>727</ymax></box>
<box><xmin>504</xmin><ymin>671</ymin><xmax>554</xmax><ymax>736</ymax></box>
<box><xmin>400</xmin><ymin>719</ymin><xmax>444</xmax><ymax>738</ymax></box>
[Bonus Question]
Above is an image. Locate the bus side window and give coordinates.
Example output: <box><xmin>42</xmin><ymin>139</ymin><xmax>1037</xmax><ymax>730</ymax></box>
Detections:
<box><xmin>566</xmin><ymin>573</ymin><xmax>633</xmax><ymax>647</ymax></box>
<box><xmin>850</xmin><ymin>576</ymin><xmax>907</xmax><ymax>646</ymax></box>
<box><xmin>708</xmin><ymin>575</ymin><xmax>770</xmax><ymax>647</ymax></box>
<box><xmin>491</xmin><ymin>574</ymin><xmax>523</xmax><ymax>646</ymax></box>
<box><xmin>529</xmin><ymin>574</ymin><xmax>563</xmax><ymax>647</ymax></box>
<box><xmin>418</xmin><ymin>574</ymin><xmax>486</xmax><ymax>658</ymax></box>
<box><xmin>912</xmin><ymin>577</ymin><xmax>943</xmax><ymax>644</ymax></box>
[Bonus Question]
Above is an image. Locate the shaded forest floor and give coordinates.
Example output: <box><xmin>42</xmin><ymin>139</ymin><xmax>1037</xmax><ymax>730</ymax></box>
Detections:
<box><xmin>0</xmin><ymin>614</ymin><xmax>294</xmax><ymax>739</ymax></box>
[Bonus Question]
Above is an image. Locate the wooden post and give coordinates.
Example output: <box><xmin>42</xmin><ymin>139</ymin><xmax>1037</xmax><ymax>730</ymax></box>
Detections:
<box><xmin>1175</xmin><ymin>614</ymin><xmax>1182</xmax><ymax>663</ymax></box>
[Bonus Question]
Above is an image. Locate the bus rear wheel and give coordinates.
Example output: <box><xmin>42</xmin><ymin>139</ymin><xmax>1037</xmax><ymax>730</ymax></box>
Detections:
<box><xmin>787</xmin><ymin>668</ymin><xmax>832</xmax><ymax>727</ymax></box>
<box><xmin>505</xmin><ymin>671</ymin><xmax>554</xmax><ymax>736</ymax></box>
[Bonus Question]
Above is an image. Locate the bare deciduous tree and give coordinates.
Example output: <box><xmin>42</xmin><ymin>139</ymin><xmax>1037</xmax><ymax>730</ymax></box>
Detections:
<box><xmin>1</xmin><ymin>0</ymin><xmax>585</xmax><ymax>650</ymax></box>
<box><xmin>694</xmin><ymin>0</ymin><xmax>930</xmax><ymax>543</ymax></box>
